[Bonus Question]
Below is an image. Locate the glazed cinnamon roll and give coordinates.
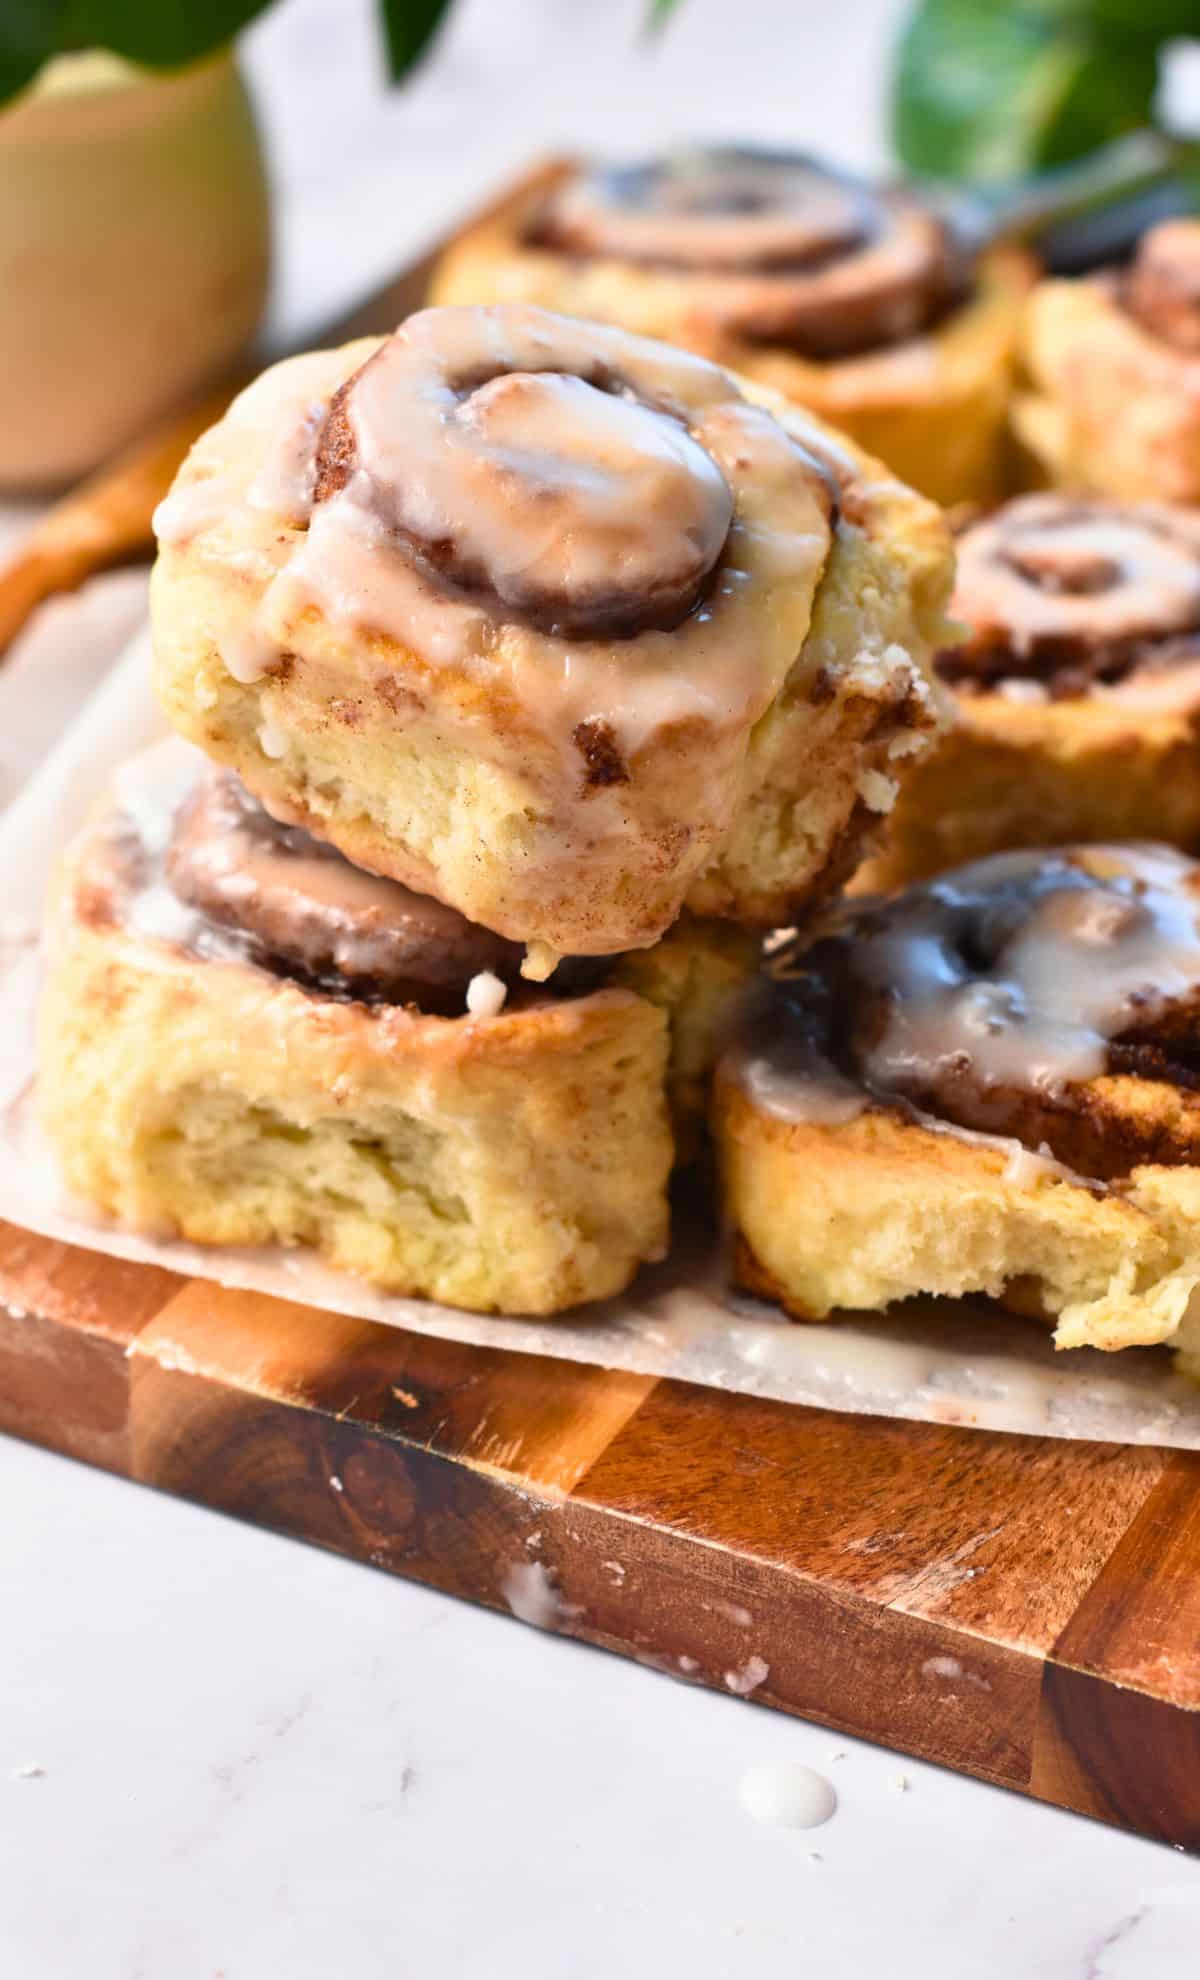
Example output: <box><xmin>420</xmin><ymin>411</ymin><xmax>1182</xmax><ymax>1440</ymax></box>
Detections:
<box><xmin>862</xmin><ymin>495</ymin><xmax>1200</xmax><ymax>887</ymax></box>
<box><xmin>1018</xmin><ymin>219</ymin><xmax>1200</xmax><ymax>501</ymax></box>
<box><xmin>40</xmin><ymin>745</ymin><xmax>752</xmax><ymax>1315</ymax></box>
<box><xmin>716</xmin><ymin>844</ymin><xmax>1200</xmax><ymax>1369</ymax></box>
<box><xmin>150</xmin><ymin>303</ymin><xmax>951</xmax><ymax>969</ymax></box>
<box><xmin>431</xmin><ymin>148</ymin><xmax>1035</xmax><ymax>506</ymax></box>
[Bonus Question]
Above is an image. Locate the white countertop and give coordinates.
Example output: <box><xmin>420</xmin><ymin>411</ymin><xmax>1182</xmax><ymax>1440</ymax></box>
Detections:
<box><xmin>3</xmin><ymin>1434</ymin><xmax>1198</xmax><ymax>1979</ymax></box>
<box><xmin>3</xmin><ymin>3</ymin><xmax>1200</xmax><ymax>1971</ymax></box>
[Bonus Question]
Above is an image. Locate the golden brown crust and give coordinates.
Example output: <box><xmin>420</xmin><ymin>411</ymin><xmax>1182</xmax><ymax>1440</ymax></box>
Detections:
<box><xmin>41</xmin><ymin>783</ymin><xmax>676</xmax><ymax>1315</ymax></box>
<box><xmin>40</xmin><ymin>760</ymin><xmax>759</xmax><ymax>1309</ymax></box>
<box><xmin>858</xmin><ymin>686</ymin><xmax>1200</xmax><ymax>890</ymax></box>
<box><xmin>717</xmin><ymin>842</ymin><xmax>1200</xmax><ymax>1358</ymax></box>
<box><xmin>861</xmin><ymin>497</ymin><xmax>1200</xmax><ymax>888</ymax></box>
<box><xmin>715</xmin><ymin>1071</ymin><xmax>1200</xmax><ymax>1358</ymax></box>
<box><xmin>1018</xmin><ymin>236</ymin><xmax>1200</xmax><ymax>502</ymax></box>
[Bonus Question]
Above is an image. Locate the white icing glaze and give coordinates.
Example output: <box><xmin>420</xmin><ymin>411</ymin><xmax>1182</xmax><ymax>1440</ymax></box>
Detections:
<box><xmin>196</xmin><ymin>307</ymin><xmax>837</xmax><ymax>772</ymax></box>
<box><xmin>854</xmin><ymin>846</ymin><xmax>1200</xmax><ymax>1099</ymax></box>
<box><xmin>731</xmin><ymin>844</ymin><xmax>1200</xmax><ymax>1167</ymax></box>
<box><xmin>103</xmin><ymin>744</ymin><xmax>524</xmax><ymax>1001</ymax></box>
<box><xmin>952</xmin><ymin>496</ymin><xmax>1200</xmax><ymax>655</ymax></box>
<box><xmin>739</xmin><ymin>1762</ymin><xmax>837</xmax><ymax>1830</ymax></box>
<box><xmin>737</xmin><ymin>1028</ymin><xmax>867</xmax><ymax>1127</ymax></box>
<box><xmin>347</xmin><ymin>329</ymin><xmax>732</xmax><ymax>630</ymax></box>
<box><xmin>466</xmin><ymin>970</ymin><xmax>507</xmax><ymax>1018</ymax></box>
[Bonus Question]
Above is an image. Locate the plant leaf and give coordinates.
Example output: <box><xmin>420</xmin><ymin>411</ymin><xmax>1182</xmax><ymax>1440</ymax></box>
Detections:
<box><xmin>0</xmin><ymin>0</ymin><xmax>67</xmax><ymax>102</ymax></box>
<box><xmin>1012</xmin><ymin>1</ymin><xmax>1200</xmax><ymax>35</ymax></box>
<box><xmin>56</xmin><ymin>0</ymin><xmax>277</xmax><ymax>68</ymax></box>
<box><xmin>646</xmin><ymin>0</ymin><xmax>685</xmax><ymax>27</ymax></box>
<box><xmin>892</xmin><ymin>0</ymin><xmax>1162</xmax><ymax>183</ymax></box>
<box><xmin>379</xmin><ymin>0</ymin><xmax>455</xmax><ymax>79</ymax></box>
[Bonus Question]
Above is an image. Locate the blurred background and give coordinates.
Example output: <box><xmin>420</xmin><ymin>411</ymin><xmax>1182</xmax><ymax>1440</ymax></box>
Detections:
<box><xmin>244</xmin><ymin>0</ymin><xmax>910</xmax><ymax>343</ymax></box>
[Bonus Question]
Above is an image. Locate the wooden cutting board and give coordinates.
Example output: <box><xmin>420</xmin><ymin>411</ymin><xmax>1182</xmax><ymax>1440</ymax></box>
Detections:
<box><xmin>0</xmin><ymin>1216</ymin><xmax>1197</xmax><ymax>1853</ymax></box>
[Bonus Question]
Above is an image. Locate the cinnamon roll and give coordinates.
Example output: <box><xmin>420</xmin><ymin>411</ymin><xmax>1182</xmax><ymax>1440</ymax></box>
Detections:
<box><xmin>150</xmin><ymin>303</ymin><xmax>951</xmax><ymax>968</ymax></box>
<box><xmin>40</xmin><ymin>745</ymin><xmax>752</xmax><ymax>1315</ymax></box>
<box><xmin>431</xmin><ymin>148</ymin><xmax>1035</xmax><ymax>506</ymax></box>
<box><xmin>716</xmin><ymin>844</ymin><xmax>1200</xmax><ymax>1368</ymax></box>
<box><xmin>861</xmin><ymin>495</ymin><xmax>1200</xmax><ymax>887</ymax></box>
<box><xmin>1018</xmin><ymin>219</ymin><xmax>1200</xmax><ymax>501</ymax></box>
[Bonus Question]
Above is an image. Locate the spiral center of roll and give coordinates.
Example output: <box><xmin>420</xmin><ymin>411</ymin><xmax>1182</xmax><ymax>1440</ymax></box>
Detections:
<box><xmin>165</xmin><ymin>768</ymin><xmax>527</xmax><ymax>1008</ymax></box>
<box><xmin>545</xmin><ymin>150</ymin><xmax>875</xmax><ymax>272</ymax></box>
<box><xmin>940</xmin><ymin>496</ymin><xmax>1200</xmax><ymax>694</ymax></box>
<box><xmin>532</xmin><ymin>149</ymin><xmax>963</xmax><ymax>357</ymax></box>
<box><xmin>849</xmin><ymin>849</ymin><xmax>1200</xmax><ymax>1099</ymax></box>
<box><xmin>314</xmin><ymin>314</ymin><xmax>736</xmax><ymax>639</ymax></box>
<box><xmin>750</xmin><ymin>846</ymin><xmax>1200</xmax><ymax>1133</ymax></box>
<box><xmin>1004</xmin><ymin>542</ymin><xmax>1120</xmax><ymax>597</ymax></box>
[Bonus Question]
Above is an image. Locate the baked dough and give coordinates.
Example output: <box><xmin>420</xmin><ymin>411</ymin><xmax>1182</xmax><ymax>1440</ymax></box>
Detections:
<box><xmin>431</xmin><ymin>150</ymin><xmax>1035</xmax><ymax>507</ymax></box>
<box><xmin>40</xmin><ymin>745</ymin><xmax>751</xmax><ymax>1315</ymax></box>
<box><xmin>1017</xmin><ymin>220</ymin><xmax>1200</xmax><ymax>501</ymax></box>
<box><xmin>716</xmin><ymin>844</ymin><xmax>1200</xmax><ymax>1372</ymax></box>
<box><xmin>861</xmin><ymin>495</ymin><xmax>1200</xmax><ymax>887</ymax></box>
<box><xmin>150</xmin><ymin>303</ymin><xmax>952</xmax><ymax>966</ymax></box>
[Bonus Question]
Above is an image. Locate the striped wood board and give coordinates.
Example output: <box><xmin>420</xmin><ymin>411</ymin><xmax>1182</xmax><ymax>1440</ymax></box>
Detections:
<box><xmin>0</xmin><ymin>1218</ymin><xmax>1197</xmax><ymax>1853</ymax></box>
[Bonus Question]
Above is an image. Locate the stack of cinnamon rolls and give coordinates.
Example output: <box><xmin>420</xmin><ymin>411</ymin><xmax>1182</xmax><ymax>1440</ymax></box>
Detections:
<box><xmin>38</xmin><ymin>145</ymin><xmax>1200</xmax><ymax>1374</ymax></box>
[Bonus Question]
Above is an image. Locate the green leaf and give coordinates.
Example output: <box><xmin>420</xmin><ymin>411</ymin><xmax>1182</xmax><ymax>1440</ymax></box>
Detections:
<box><xmin>646</xmin><ymin>0</ymin><xmax>685</xmax><ymax>26</ymax></box>
<box><xmin>379</xmin><ymin>0</ymin><xmax>454</xmax><ymax>79</ymax></box>
<box><xmin>55</xmin><ymin>0</ymin><xmax>276</xmax><ymax>68</ymax></box>
<box><xmin>892</xmin><ymin>0</ymin><xmax>1163</xmax><ymax>183</ymax></box>
<box><xmin>0</xmin><ymin>0</ymin><xmax>66</xmax><ymax>101</ymax></box>
<box><xmin>1010</xmin><ymin>0</ymin><xmax>1199</xmax><ymax>35</ymax></box>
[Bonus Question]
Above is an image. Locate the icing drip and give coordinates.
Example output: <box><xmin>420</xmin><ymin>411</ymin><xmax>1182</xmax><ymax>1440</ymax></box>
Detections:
<box><xmin>940</xmin><ymin>496</ymin><xmax>1200</xmax><ymax>700</ymax></box>
<box><xmin>184</xmin><ymin>305</ymin><xmax>838</xmax><ymax>775</ymax></box>
<box><xmin>532</xmin><ymin>147</ymin><xmax>965</xmax><ymax>356</ymax></box>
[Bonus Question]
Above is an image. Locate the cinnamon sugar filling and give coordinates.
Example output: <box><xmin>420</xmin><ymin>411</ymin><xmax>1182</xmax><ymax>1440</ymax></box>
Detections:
<box><xmin>937</xmin><ymin>496</ymin><xmax>1200</xmax><ymax>699</ymax></box>
<box><xmin>735</xmin><ymin>846</ymin><xmax>1200</xmax><ymax>1184</ymax></box>
<box><xmin>528</xmin><ymin>148</ymin><xmax>966</xmax><ymax>357</ymax></box>
<box><xmin>83</xmin><ymin>748</ymin><xmax>609</xmax><ymax>1016</ymax></box>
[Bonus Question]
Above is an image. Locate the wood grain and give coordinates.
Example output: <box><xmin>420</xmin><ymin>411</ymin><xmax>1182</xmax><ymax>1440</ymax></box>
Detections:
<box><xmin>0</xmin><ymin>1217</ymin><xmax>1197</xmax><ymax>1851</ymax></box>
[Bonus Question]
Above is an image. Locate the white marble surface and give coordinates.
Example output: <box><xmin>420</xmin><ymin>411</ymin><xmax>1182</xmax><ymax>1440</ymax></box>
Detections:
<box><xmin>2</xmin><ymin>1435</ymin><xmax>1199</xmax><ymax>1980</ymax></box>
<box><xmin>3</xmin><ymin>3</ymin><xmax>1200</xmax><ymax>1972</ymax></box>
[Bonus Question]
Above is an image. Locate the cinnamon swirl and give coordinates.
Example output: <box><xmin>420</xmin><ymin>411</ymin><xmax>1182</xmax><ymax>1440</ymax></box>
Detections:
<box><xmin>716</xmin><ymin>844</ymin><xmax>1200</xmax><ymax>1367</ymax></box>
<box><xmin>431</xmin><ymin>148</ymin><xmax>1035</xmax><ymax>506</ymax></box>
<box><xmin>150</xmin><ymin>303</ymin><xmax>951</xmax><ymax>966</ymax></box>
<box><xmin>40</xmin><ymin>745</ymin><xmax>751</xmax><ymax>1314</ymax></box>
<box><xmin>1018</xmin><ymin>219</ymin><xmax>1200</xmax><ymax>501</ymax></box>
<box><xmin>862</xmin><ymin>495</ymin><xmax>1200</xmax><ymax>887</ymax></box>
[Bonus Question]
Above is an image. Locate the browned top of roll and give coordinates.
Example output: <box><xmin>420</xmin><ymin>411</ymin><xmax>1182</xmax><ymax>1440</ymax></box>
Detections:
<box><xmin>165</xmin><ymin>770</ymin><xmax>531</xmax><ymax>1010</ymax></box>
<box><xmin>750</xmin><ymin>845</ymin><xmax>1200</xmax><ymax>1181</ymax></box>
<box><xmin>91</xmin><ymin>751</ymin><xmax>611</xmax><ymax>1013</ymax></box>
<box><xmin>1123</xmin><ymin>219</ymin><xmax>1200</xmax><ymax>354</ymax></box>
<box><xmin>937</xmin><ymin>495</ymin><xmax>1200</xmax><ymax>697</ymax></box>
<box><xmin>529</xmin><ymin>148</ymin><xmax>965</xmax><ymax>357</ymax></box>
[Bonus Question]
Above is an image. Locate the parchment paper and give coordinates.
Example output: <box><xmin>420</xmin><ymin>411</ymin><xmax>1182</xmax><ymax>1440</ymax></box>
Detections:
<box><xmin>7</xmin><ymin>629</ymin><xmax>1200</xmax><ymax>1448</ymax></box>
